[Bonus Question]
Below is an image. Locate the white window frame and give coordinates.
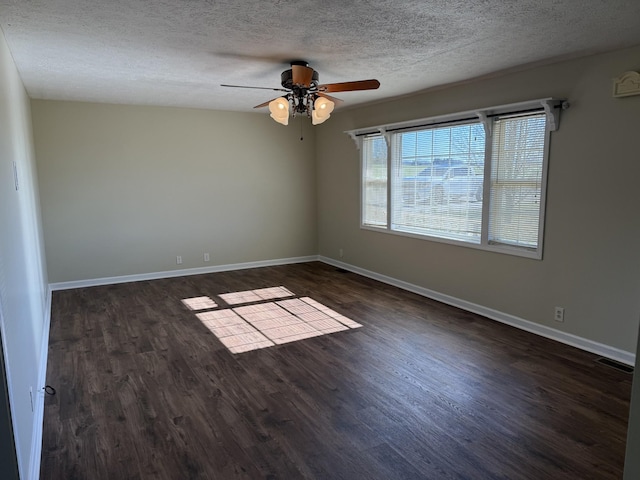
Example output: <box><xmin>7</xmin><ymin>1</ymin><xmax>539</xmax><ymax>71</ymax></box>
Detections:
<box><xmin>349</xmin><ymin>98</ymin><xmax>564</xmax><ymax>260</ymax></box>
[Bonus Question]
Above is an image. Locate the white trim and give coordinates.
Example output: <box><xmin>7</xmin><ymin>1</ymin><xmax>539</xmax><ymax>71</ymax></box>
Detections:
<box><xmin>347</xmin><ymin>131</ymin><xmax>361</xmax><ymax>150</ymax></box>
<box><xmin>48</xmin><ymin>255</ymin><xmax>636</xmax><ymax>366</ymax></box>
<box><xmin>360</xmin><ymin>223</ymin><xmax>541</xmax><ymax>260</ymax></box>
<box><xmin>345</xmin><ymin>97</ymin><xmax>564</xmax><ymax>138</ymax></box>
<box><xmin>28</xmin><ymin>286</ymin><xmax>51</xmax><ymax>480</ymax></box>
<box><xmin>318</xmin><ymin>256</ymin><xmax>636</xmax><ymax>366</ymax></box>
<box><xmin>50</xmin><ymin>256</ymin><xmax>318</xmax><ymax>291</ymax></box>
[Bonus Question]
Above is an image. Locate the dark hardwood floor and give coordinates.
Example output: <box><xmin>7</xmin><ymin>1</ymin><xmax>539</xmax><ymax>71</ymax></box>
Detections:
<box><xmin>41</xmin><ymin>262</ymin><xmax>632</xmax><ymax>479</ymax></box>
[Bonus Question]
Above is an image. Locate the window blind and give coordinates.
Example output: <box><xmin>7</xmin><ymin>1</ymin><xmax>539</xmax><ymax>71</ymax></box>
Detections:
<box><xmin>489</xmin><ymin>112</ymin><xmax>547</xmax><ymax>249</ymax></box>
<box><xmin>362</xmin><ymin>135</ymin><xmax>388</xmax><ymax>228</ymax></box>
<box><xmin>390</xmin><ymin>122</ymin><xmax>486</xmax><ymax>243</ymax></box>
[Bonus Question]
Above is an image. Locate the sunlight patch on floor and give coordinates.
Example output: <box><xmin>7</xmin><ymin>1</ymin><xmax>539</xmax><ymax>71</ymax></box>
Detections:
<box><xmin>181</xmin><ymin>296</ymin><xmax>218</xmax><ymax>310</ymax></box>
<box><xmin>183</xmin><ymin>288</ymin><xmax>361</xmax><ymax>354</ymax></box>
<box><xmin>219</xmin><ymin>286</ymin><xmax>294</xmax><ymax>305</ymax></box>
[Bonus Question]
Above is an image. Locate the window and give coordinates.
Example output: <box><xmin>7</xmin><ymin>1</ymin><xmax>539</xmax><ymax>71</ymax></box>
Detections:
<box><xmin>391</xmin><ymin>122</ymin><xmax>485</xmax><ymax>244</ymax></box>
<box><xmin>354</xmin><ymin>99</ymin><xmax>561</xmax><ymax>258</ymax></box>
<box><xmin>362</xmin><ymin>135</ymin><xmax>388</xmax><ymax>228</ymax></box>
<box><xmin>489</xmin><ymin>112</ymin><xmax>547</xmax><ymax>249</ymax></box>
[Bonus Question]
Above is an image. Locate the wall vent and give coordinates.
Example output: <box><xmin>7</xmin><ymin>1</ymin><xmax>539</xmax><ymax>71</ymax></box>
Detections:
<box><xmin>596</xmin><ymin>357</ymin><xmax>634</xmax><ymax>374</ymax></box>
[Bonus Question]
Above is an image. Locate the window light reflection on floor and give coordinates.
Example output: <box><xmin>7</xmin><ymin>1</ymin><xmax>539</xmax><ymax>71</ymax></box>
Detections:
<box><xmin>218</xmin><ymin>286</ymin><xmax>295</xmax><ymax>305</ymax></box>
<box><xmin>181</xmin><ymin>296</ymin><xmax>218</xmax><ymax>310</ymax></box>
<box><xmin>182</xmin><ymin>287</ymin><xmax>361</xmax><ymax>354</ymax></box>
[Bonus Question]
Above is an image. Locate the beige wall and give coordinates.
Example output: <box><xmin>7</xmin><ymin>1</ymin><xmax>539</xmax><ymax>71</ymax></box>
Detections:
<box><xmin>32</xmin><ymin>101</ymin><xmax>318</xmax><ymax>283</ymax></box>
<box><xmin>317</xmin><ymin>45</ymin><xmax>640</xmax><ymax>353</ymax></box>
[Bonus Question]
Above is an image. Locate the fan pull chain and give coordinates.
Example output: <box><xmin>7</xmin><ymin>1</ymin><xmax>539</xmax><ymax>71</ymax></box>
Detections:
<box><xmin>300</xmin><ymin>120</ymin><xmax>304</xmax><ymax>141</ymax></box>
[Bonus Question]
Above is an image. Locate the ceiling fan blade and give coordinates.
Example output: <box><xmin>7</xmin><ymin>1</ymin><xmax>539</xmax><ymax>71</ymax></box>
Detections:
<box><xmin>221</xmin><ymin>84</ymin><xmax>288</xmax><ymax>92</ymax></box>
<box><xmin>254</xmin><ymin>97</ymin><xmax>284</xmax><ymax>109</ymax></box>
<box><xmin>292</xmin><ymin>65</ymin><xmax>314</xmax><ymax>87</ymax></box>
<box><xmin>318</xmin><ymin>79</ymin><xmax>380</xmax><ymax>93</ymax></box>
<box><xmin>317</xmin><ymin>92</ymin><xmax>344</xmax><ymax>105</ymax></box>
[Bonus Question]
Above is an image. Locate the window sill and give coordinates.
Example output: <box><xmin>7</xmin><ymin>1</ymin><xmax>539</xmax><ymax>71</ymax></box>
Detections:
<box><xmin>360</xmin><ymin>224</ymin><xmax>542</xmax><ymax>260</ymax></box>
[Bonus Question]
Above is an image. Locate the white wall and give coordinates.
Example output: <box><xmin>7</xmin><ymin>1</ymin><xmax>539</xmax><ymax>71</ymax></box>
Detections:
<box><xmin>0</xmin><ymin>28</ymin><xmax>49</xmax><ymax>478</ymax></box>
<box><xmin>317</xmin><ymin>45</ymin><xmax>640</xmax><ymax>354</ymax></box>
<box><xmin>31</xmin><ymin>101</ymin><xmax>318</xmax><ymax>283</ymax></box>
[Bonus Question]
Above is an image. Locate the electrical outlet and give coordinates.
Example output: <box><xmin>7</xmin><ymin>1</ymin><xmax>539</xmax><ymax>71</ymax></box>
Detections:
<box><xmin>204</xmin><ymin>253</ymin><xmax>210</xmax><ymax>262</ymax></box>
<box><xmin>339</xmin><ymin>248</ymin><xmax>344</xmax><ymax>258</ymax></box>
<box><xmin>176</xmin><ymin>255</ymin><xmax>182</xmax><ymax>265</ymax></box>
<box><xmin>554</xmin><ymin>306</ymin><xmax>565</xmax><ymax>322</ymax></box>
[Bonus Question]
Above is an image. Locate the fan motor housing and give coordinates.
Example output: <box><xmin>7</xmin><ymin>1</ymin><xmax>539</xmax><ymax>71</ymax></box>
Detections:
<box><xmin>281</xmin><ymin>68</ymin><xmax>319</xmax><ymax>90</ymax></box>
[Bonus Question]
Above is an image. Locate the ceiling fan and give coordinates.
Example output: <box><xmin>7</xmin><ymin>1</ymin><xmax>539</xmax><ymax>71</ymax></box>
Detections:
<box><xmin>221</xmin><ymin>61</ymin><xmax>380</xmax><ymax>125</ymax></box>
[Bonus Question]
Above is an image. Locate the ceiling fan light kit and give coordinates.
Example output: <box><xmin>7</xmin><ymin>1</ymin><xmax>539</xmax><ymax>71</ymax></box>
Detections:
<box><xmin>268</xmin><ymin>97</ymin><xmax>290</xmax><ymax>125</ymax></box>
<box><xmin>312</xmin><ymin>96</ymin><xmax>335</xmax><ymax>125</ymax></box>
<box><xmin>222</xmin><ymin>61</ymin><xmax>379</xmax><ymax>126</ymax></box>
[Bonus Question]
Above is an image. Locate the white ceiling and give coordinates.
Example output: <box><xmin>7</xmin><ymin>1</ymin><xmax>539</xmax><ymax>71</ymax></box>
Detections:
<box><xmin>1</xmin><ymin>0</ymin><xmax>640</xmax><ymax>113</ymax></box>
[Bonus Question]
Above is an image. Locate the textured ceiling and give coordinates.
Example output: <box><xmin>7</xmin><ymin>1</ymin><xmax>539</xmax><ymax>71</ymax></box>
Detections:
<box><xmin>1</xmin><ymin>0</ymin><xmax>640</xmax><ymax>113</ymax></box>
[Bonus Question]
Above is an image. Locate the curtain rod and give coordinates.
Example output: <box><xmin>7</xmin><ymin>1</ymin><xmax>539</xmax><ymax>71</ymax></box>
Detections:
<box><xmin>355</xmin><ymin>105</ymin><xmax>560</xmax><ymax>137</ymax></box>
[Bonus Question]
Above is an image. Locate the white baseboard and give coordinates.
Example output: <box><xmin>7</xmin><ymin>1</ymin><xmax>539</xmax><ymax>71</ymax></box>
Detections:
<box><xmin>319</xmin><ymin>256</ymin><xmax>636</xmax><ymax>366</ymax></box>
<box><xmin>48</xmin><ymin>255</ymin><xmax>635</xmax><ymax>366</ymax></box>
<box><xmin>50</xmin><ymin>255</ymin><xmax>319</xmax><ymax>291</ymax></box>
<box><xmin>28</xmin><ymin>286</ymin><xmax>52</xmax><ymax>480</ymax></box>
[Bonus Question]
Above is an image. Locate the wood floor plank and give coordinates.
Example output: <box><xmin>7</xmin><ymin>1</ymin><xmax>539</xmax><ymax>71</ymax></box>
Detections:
<box><xmin>41</xmin><ymin>262</ymin><xmax>632</xmax><ymax>479</ymax></box>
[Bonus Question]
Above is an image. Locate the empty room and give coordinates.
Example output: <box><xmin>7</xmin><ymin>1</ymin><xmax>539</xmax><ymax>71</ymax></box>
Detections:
<box><xmin>1</xmin><ymin>1</ymin><xmax>640</xmax><ymax>479</ymax></box>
